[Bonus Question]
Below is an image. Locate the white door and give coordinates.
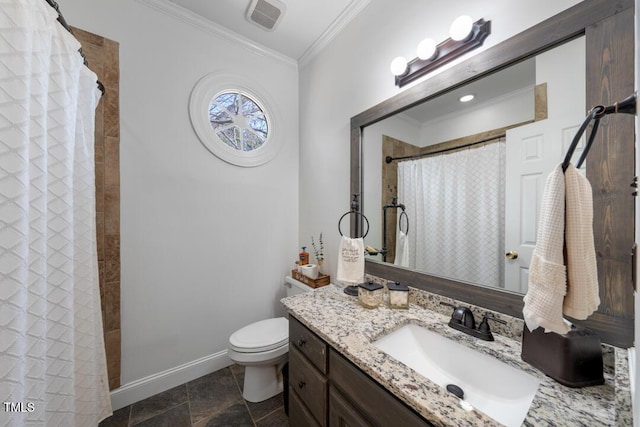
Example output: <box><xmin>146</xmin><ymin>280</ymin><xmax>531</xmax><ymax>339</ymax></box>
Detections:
<box><xmin>504</xmin><ymin>117</ymin><xmax>585</xmax><ymax>293</ymax></box>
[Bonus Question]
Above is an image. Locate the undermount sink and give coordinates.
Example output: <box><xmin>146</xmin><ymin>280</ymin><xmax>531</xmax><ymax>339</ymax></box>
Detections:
<box><xmin>373</xmin><ymin>323</ymin><xmax>540</xmax><ymax>427</ymax></box>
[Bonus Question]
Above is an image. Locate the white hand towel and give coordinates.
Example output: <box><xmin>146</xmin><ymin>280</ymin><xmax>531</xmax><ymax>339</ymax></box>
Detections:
<box><xmin>523</xmin><ymin>164</ymin><xmax>571</xmax><ymax>335</ymax></box>
<box><xmin>563</xmin><ymin>164</ymin><xmax>600</xmax><ymax>318</ymax></box>
<box><xmin>336</xmin><ymin>236</ymin><xmax>365</xmax><ymax>285</ymax></box>
<box><xmin>394</xmin><ymin>230</ymin><xmax>409</xmax><ymax>268</ymax></box>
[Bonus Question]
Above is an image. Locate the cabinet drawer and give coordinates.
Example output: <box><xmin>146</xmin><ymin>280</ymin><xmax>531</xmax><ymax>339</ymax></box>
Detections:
<box><xmin>289</xmin><ymin>386</ymin><xmax>321</xmax><ymax>427</ymax></box>
<box><xmin>329</xmin><ymin>349</ymin><xmax>432</xmax><ymax>427</ymax></box>
<box><xmin>329</xmin><ymin>386</ymin><xmax>372</xmax><ymax>427</ymax></box>
<box><xmin>290</xmin><ymin>346</ymin><xmax>328</xmax><ymax>426</ymax></box>
<box><xmin>290</xmin><ymin>316</ymin><xmax>328</xmax><ymax>374</ymax></box>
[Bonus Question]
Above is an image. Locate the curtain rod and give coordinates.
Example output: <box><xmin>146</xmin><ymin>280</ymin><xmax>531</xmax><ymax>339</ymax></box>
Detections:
<box><xmin>385</xmin><ymin>133</ymin><xmax>505</xmax><ymax>164</ymax></box>
<box><xmin>44</xmin><ymin>0</ymin><xmax>105</xmax><ymax>96</ymax></box>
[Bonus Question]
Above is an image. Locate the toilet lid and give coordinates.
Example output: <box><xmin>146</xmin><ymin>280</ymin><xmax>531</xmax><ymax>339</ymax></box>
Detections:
<box><xmin>229</xmin><ymin>317</ymin><xmax>289</xmax><ymax>353</ymax></box>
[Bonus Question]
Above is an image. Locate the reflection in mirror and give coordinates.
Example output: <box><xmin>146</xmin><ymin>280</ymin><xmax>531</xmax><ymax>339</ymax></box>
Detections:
<box><xmin>362</xmin><ymin>37</ymin><xmax>585</xmax><ymax>294</ymax></box>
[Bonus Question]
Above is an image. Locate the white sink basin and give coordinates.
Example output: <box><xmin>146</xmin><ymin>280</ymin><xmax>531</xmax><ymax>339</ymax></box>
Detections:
<box><xmin>373</xmin><ymin>324</ymin><xmax>540</xmax><ymax>427</ymax></box>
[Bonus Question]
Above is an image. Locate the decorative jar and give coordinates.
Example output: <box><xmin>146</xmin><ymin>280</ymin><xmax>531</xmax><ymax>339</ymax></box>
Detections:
<box><xmin>387</xmin><ymin>281</ymin><xmax>409</xmax><ymax>309</ymax></box>
<box><xmin>358</xmin><ymin>281</ymin><xmax>383</xmax><ymax>309</ymax></box>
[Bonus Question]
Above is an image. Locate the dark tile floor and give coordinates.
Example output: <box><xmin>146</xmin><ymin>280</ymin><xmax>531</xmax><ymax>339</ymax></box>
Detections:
<box><xmin>99</xmin><ymin>365</ymin><xmax>288</xmax><ymax>427</ymax></box>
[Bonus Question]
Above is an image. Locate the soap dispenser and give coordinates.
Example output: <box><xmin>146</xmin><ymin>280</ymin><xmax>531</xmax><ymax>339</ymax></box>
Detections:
<box><xmin>299</xmin><ymin>247</ymin><xmax>309</xmax><ymax>265</ymax></box>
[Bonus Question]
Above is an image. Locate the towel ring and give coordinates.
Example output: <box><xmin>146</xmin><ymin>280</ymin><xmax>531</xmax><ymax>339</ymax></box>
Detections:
<box><xmin>398</xmin><ymin>210</ymin><xmax>409</xmax><ymax>235</ymax></box>
<box><xmin>338</xmin><ymin>211</ymin><xmax>369</xmax><ymax>238</ymax></box>
<box><xmin>562</xmin><ymin>104</ymin><xmax>609</xmax><ymax>172</ymax></box>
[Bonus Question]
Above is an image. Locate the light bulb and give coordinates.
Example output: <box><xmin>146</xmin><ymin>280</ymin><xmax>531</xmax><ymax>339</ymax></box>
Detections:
<box><xmin>450</xmin><ymin>15</ymin><xmax>473</xmax><ymax>41</ymax></box>
<box><xmin>390</xmin><ymin>56</ymin><xmax>408</xmax><ymax>76</ymax></box>
<box><xmin>416</xmin><ymin>38</ymin><xmax>437</xmax><ymax>60</ymax></box>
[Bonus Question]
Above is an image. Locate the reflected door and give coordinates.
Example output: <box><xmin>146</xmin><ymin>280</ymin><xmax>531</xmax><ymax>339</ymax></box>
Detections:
<box><xmin>504</xmin><ymin>117</ymin><xmax>583</xmax><ymax>293</ymax></box>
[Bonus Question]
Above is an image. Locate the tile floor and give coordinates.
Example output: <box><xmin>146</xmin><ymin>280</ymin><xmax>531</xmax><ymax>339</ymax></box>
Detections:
<box><xmin>99</xmin><ymin>365</ymin><xmax>288</xmax><ymax>427</ymax></box>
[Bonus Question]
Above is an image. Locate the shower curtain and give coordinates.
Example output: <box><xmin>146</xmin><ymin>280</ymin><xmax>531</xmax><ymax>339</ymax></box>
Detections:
<box><xmin>396</xmin><ymin>142</ymin><xmax>505</xmax><ymax>288</ymax></box>
<box><xmin>0</xmin><ymin>1</ymin><xmax>112</xmax><ymax>425</ymax></box>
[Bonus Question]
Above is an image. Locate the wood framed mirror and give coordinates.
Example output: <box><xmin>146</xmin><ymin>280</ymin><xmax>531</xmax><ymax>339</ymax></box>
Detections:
<box><xmin>350</xmin><ymin>0</ymin><xmax>635</xmax><ymax>347</ymax></box>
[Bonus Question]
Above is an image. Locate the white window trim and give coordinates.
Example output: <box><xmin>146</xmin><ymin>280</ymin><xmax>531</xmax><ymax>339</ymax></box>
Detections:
<box><xmin>189</xmin><ymin>72</ymin><xmax>282</xmax><ymax>167</ymax></box>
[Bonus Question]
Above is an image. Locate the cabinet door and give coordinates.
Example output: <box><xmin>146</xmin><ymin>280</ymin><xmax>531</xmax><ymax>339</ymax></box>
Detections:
<box><xmin>329</xmin><ymin>386</ymin><xmax>372</xmax><ymax>427</ymax></box>
<box><xmin>290</xmin><ymin>386</ymin><xmax>321</xmax><ymax>427</ymax></box>
<box><xmin>289</xmin><ymin>346</ymin><xmax>328</xmax><ymax>426</ymax></box>
<box><xmin>329</xmin><ymin>349</ymin><xmax>432</xmax><ymax>427</ymax></box>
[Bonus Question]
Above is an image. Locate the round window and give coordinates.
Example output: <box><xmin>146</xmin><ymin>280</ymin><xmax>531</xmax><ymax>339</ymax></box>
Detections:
<box><xmin>189</xmin><ymin>73</ymin><xmax>281</xmax><ymax>167</ymax></box>
<box><xmin>208</xmin><ymin>91</ymin><xmax>269</xmax><ymax>152</ymax></box>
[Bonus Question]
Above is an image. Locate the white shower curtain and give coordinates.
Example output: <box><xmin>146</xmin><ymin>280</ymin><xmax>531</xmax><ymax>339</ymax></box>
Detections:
<box><xmin>0</xmin><ymin>1</ymin><xmax>112</xmax><ymax>426</ymax></box>
<box><xmin>397</xmin><ymin>142</ymin><xmax>505</xmax><ymax>288</ymax></box>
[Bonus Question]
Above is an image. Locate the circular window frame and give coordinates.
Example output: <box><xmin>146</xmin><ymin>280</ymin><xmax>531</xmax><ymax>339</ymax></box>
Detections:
<box><xmin>189</xmin><ymin>72</ymin><xmax>282</xmax><ymax>167</ymax></box>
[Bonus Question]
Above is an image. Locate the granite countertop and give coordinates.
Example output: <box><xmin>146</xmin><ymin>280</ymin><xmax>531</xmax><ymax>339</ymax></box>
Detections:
<box><xmin>281</xmin><ymin>283</ymin><xmax>632</xmax><ymax>427</ymax></box>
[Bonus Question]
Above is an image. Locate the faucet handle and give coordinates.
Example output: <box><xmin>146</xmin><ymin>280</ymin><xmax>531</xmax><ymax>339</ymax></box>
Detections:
<box><xmin>439</xmin><ymin>301</ymin><xmax>456</xmax><ymax>310</ymax></box>
<box><xmin>477</xmin><ymin>313</ymin><xmax>507</xmax><ymax>337</ymax></box>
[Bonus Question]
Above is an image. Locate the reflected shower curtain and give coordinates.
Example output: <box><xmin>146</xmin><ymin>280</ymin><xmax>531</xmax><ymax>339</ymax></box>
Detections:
<box><xmin>396</xmin><ymin>142</ymin><xmax>505</xmax><ymax>288</ymax></box>
<box><xmin>0</xmin><ymin>1</ymin><xmax>112</xmax><ymax>425</ymax></box>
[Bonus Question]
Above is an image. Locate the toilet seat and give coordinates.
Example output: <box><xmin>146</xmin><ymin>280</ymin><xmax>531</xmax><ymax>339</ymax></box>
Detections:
<box><xmin>229</xmin><ymin>317</ymin><xmax>288</xmax><ymax>353</ymax></box>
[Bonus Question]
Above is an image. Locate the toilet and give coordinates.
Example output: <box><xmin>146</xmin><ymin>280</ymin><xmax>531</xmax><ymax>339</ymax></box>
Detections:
<box><xmin>227</xmin><ymin>276</ymin><xmax>313</xmax><ymax>402</ymax></box>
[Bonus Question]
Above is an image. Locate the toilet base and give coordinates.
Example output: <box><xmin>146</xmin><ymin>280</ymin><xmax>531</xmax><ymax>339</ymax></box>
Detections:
<box><xmin>242</xmin><ymin>364</ymin><xmax>284</xmax><ymax>403</ymax></box>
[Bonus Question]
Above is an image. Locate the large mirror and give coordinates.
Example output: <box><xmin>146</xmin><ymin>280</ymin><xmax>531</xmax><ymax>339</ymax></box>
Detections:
<box><xmin>351</xmin><ymin>0</ymin><xmax>634</xmax><ymax>347</ymax></box>
<box><xmin>363</xmin><ymin>38</ymin><xmax>586</xmax><ymax>295</ymax></box>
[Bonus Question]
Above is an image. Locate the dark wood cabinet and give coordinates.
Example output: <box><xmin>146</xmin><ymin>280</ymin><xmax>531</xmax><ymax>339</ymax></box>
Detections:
<box><xmin>288</xmin><ymin>316</ymin><xmax>432</xmax><ymax>427</ymax></box>
<box><xmin>329</xmin><ymin>386</ymin><xmax>371</xmax><ymax>427</ymax></box>
<box><xmin>289</xmin><ymin>385</ymin><xmax>321</xmax><ymax>427</ymax></box>
<box><xmin>289</xmin><ymin>346</ymin><xmax>327</xmax><ymax>425</ymax></box>
<box><xmin>290</xmin><ymin>314</ymin><xmax>328</xmax><ymax>373</ymax></box>
<box><xmin>288</xmin><ymin>316</ymin><xmax>328</xmax><ymax>426</ymax></box>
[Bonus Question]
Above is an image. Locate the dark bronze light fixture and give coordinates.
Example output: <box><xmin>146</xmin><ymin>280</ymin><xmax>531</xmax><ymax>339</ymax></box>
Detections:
<box><xmin>391</xmin><ymin>16</ymin><xmax>491</xmax><ymax>88</ymax></box>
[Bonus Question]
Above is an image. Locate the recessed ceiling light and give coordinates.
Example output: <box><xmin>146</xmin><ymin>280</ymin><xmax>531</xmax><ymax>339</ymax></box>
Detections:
<box><xmin>459</xmin><ymin>94</ymin><xmax>475</xmax><ymax>103</ymax></box>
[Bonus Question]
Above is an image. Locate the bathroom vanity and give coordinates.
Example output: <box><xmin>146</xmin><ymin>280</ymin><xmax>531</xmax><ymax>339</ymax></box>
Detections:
<box><xmin>288</xmin><ymin>315</ymin><xmax>430</xmax><ymax>426</ymax></box>
<box><xmin>282</xmin><ymin>284</ymin><xmax>632</xmax><ymax>426</ymax></box>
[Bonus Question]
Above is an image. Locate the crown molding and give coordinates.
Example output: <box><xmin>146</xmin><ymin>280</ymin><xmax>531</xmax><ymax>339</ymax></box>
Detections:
<box><xmin>298</xmin><ymin>0</ymin><xmax>371</xmax><ymax>69</ymax></box>
<box><xmin>135</xmin><ymin>0</ymin><xmax>298</xmax><ymax>68</ymax></box>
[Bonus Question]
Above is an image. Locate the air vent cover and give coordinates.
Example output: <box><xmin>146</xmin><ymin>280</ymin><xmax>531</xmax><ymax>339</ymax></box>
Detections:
<box><xmin>246</xmin><ymin>0</ymin><xmax>285</xmax><ymax>31</ymax></box>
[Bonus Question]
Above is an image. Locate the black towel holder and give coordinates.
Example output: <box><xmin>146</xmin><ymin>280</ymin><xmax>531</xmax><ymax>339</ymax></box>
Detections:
<box><xmin>338</xmin><ymin>194</ymin><xmax>369</xmax><ymax>297</ymax></box>
<box><xmin>380</xmin><ymin>198</ymin><xmax>409</xmax><ymax>262</ymax></box>
<box><xmin>399</xmin><ymin>210</ymin><xmax>409</xmax><ymax>235</ymax></box>
<box><xmin>338</xmin><ymin>194</ymin><xmax>370</xmax><ymax>239</ymax></box>
<box><xmin>562</xmin><ymin>92</ymin><xmax>637</xmax><ymax>172</ymax></box>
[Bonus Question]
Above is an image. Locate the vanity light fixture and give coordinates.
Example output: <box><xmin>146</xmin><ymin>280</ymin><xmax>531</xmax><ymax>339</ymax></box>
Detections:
<box><xmin>391</xmin><ymin>16</ymin><xmax>491</xmax><ymax>87</ymax></box>
<box><xmin>449</xmin><ymin>15</ymin><xmax>474</xmax><ymax>41</ymax></box>
<box><xmin>389</xmin><ymin>56</ymin><xmax>409</xmax><ymax>76</ymax></box>
<box><xmin>416</xmin><ymin>38</ymin><xmax>437</xmax><ymax>60</ymax></box>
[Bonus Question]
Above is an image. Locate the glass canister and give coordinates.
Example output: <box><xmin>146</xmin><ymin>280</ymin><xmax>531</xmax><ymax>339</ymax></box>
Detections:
<box><xmin>387</xmin><ymin>281</ymin><xmax>409</xmax><ymax>309</ymax></box>
<box><xmin>358</xmin><ymin>281</ymin><xmax>383</xmax><ymax>309</ymax></box>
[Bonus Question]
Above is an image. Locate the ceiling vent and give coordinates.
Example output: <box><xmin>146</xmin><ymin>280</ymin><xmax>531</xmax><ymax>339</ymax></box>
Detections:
<box><xmin>246</xmin><ymin>0</ymin><xmax>285</xmax><ymax>31</ymax></box>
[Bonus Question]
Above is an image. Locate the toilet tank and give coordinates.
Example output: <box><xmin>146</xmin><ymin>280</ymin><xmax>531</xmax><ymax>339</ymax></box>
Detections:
<box><xmin>284</xmin><ymin>275</ymin><xmax>313</xmax><ymax>297</ymax></box>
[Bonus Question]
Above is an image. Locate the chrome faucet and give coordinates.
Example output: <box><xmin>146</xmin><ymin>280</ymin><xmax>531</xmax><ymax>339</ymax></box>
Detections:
<box><xmin>440</xmin><ymin>302</ymin><xmax>506</xmax><ymax>341</ymax></box>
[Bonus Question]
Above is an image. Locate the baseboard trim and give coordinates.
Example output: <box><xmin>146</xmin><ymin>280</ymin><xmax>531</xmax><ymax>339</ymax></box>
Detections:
<box><xmin>109</xmin><ymin>350</ymin><xmax>232</xmax><ymax>410</ymax></box>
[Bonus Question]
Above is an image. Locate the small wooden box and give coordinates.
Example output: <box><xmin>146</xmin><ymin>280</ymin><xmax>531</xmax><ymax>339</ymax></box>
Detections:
<box><xmin>291</xmin><ymin>269</ymin><xmax>331</xmax><ymax>288</ymax></box>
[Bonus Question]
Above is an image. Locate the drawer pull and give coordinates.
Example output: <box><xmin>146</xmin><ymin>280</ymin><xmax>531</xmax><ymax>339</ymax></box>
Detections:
<box><xmin>298</xmin><ymin>380</ymin><xmax>306</xmax><ymax>389</ymax></box>
<box><xmin>297</xmin><ymin>337</ymin><xmax>306</xmax><ymax>347</ymax></box>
